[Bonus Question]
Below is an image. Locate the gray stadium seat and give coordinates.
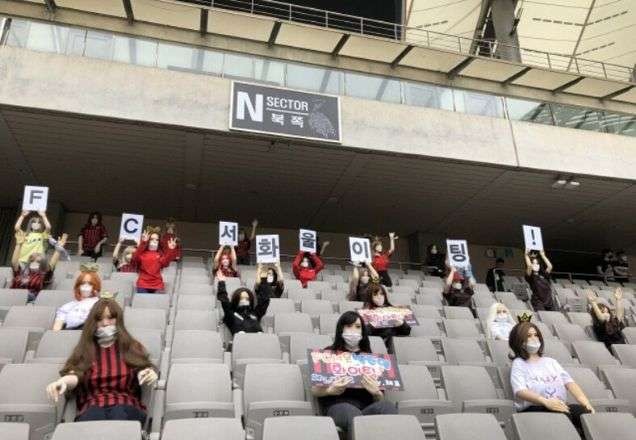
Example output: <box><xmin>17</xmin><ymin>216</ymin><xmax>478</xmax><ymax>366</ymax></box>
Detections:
<box><xmin>170</xmin><ymin>330</ymin><xmax>224</xmax><ymax>364</ymax></box>
<box><xmin>32</xmin><ymin>290</ymin><xmax>74</xmax><ymax>308</ymax></box>
<box><xmin>567</xmin><ymin>312</ymin><xmax>594</xmax><ymax>329</ymax></box>
<box><xmin>534</xmin><ymin>321</ymin><xmax>557</xmax><ymax>339</ymax></box>
<box><xmin>622</xmin><ymin>327</ymin><xmax>636</xmax><ymax>344</ymax></box>
<box><xmin>441</xmin><ymin>338</ymin><xmax>491</xmax><ymax>366</ymax></box>
<box><xmin>307</xmin><ymin>281</ymin><xmax>332</xmax><ymax>293</ymax></box>
<box><xmin>289</xmin><ymin>333</ymin><xmax>332</xmax><ymax>364</ymax></box>
<box><xmin>30</xmin><ymin>330</ymin><xmax>80</xmax><ymax>364</ymax></box>
<box><xmin>398</xmin><ymin>279</ymin><xmax>421</xmax><ymax>289</ymax></box>
<box><xmin>409</xmin><ymin>318</ymin><xmax>444</xmax><ymax>339</ymax></box>
<box><xmin>0</xmin><ymin>423</ymin><xmax>29</xmax><ymax>440</ymax></box>
<box><xmin>287</xmin><ymin>288</ymin><xmax>319</xmax><ymax>303</ymax></box>
<box><xmin>338</xmin><ymin>301</ymin><xmax>363</xmax><ymax>313</ymax></box>
<box><xmin>0</xmin><ymin>289</ymin><xmax>29</xmax><ymax>319</ymax></box>
<box><xmin>176</xmin><ymin>295</ymin><xmax>215</xmax><ymax>310</ymax></box>
<box><xmin>0</xmin><ymin>363</ymin><xmax>64</xmax><ymax>440</ymax></box>
<box><xmin>124</xmin><ymin>307</ymin><xmax>167</xmax><ymax>333</ymax></box>
<box><xmin>391</xmin><ymin>285</ymin><xmax>417</xmax><ymax>296</ymax></box>
<box><xmin>2</xmin><ymin>306</ymin><xmax>56</xmax><ymax>349</ymax></box>
<box><xmin>389</xmin><ymin>292</ymin><xmax>415</xmax><ymax>306</ymax></box>
<box><xmin>174</xmin><ymin>310</ymin><xmax>218</xmax><ymax>332</ymax></box>
<box><xmin>472</xmin><ymin>292</ymin><xmax>496</xmax><ymax>308</ymax></box>
<box><xmin>131</xmin><ymin>293</ymin><xmax>170</xmax><ymax>311</ymax></box>
<box><xmin>435</xmin><ymin>413</ymin><xmax>507</xmax><ymax>440</ymax></box>
<box><xmin>571</xmin><ymin>341</ymin><xmax>620</xmax><ymax>369</ymax></box>
<box><xmin>262</xmin><ymin>298</ymin><xmax>296</xmax><ymax>329</ymax></box>
<box><xmin>352</xmin><ymin>415</ymin><xmax>424</xmax><ymax>440</ymax></box>
<box><xmin>263</xmin><ymin>416</ymin><xmax>339</xmax><ymax>440</ymax></box>
<box><xmin>553</xmin><ymin>322</ymin><xmax>594</xmax><ymax>351</ymax></box>
<box><xmin>538</xmin><ymin>311</ymin><xmax>569</xmax><ymax>328</ymax></box>
<box><xmin>442</xmin><ymin>319</ymin><xmax>482</xmax><ymax>339</ymax></box>
<box><xmin>127</xmin><ymin>328</ymin><xmax>163</xmax><ymax>370</ymax></box>
<box><xmin>411</xmin><ymin>305</ymin><xmax>442</xmax><ymax>319</ymax></box>
<box><xmin>543</xmin><ymin>339</ymin><xmax>579</xmax><ymax>366</ymax></box>
<box><xmin>301</xmin><ymin>299</ymin><xmax>335</xmax><ymax>318</ymax></box>
<box><xmin>393</xmin><ymin>337</ymin><xmax>441</xmax><ymax>368</ymax></box>
<box><xmin>321</xmin><ymin>290</ymin><xmax>347</xmax><ymax>303</ymax></box>
<box><xmin>443</xmin><ymin>306</ymin><xmax>474</xmax><ymax>320</ymax></box>
<box><xmin>164</xmin><ymin>363</ymin><xmax>235</xmax><ymax>422</ymax></box>
<box><xmin>369</xmin><ymin>336</ymin><xmax>389</xmax><ymax>354</ymax></box>
<box><xmin>486</xmin><ymin>339</ymin><xmax>512</xmax><ymax>366</ymax></box>
<box><xmin>441</xmin><ymin>365</ymin><xmax>513</xmax><ymax>422</ymax></box>
<box><xmin>50</xmin><ymin>420</ymin><xmax>141</xmax><ymax>440</ymax></box>
<box><xmin>0</xmin><ymin>328</ymin><xmax>29</xmax><ymax>368</ymax></box>
<box><xmin>511</xmin><ymin>412</ymin><xmax>580</xmax><ymax>440</ymax></box>
<box><xmin>318</xmin><ymin>313</ymin><xmax>340</xmax><ymax>336</ymax></box>
<box><xmin>581</xmin><ymin>412</ymin><xmax>636</xmax><ymax>440</ymax></box>
<box><xmin>162</xmin><ymin>417</ymin><xmax>244</xmax><ymax>440</ymax></box>
<box><xmin>243</xmin><ymin>364</ymin><xmax>313</xmax><ymax>440</ymax></box>
<box><xmin>564</xmin><ymin>366</ymin><xmax>631</xmax><ymax>413</ymax></box>
<box><xmin>611</xmin><ymin>344</ymin><xmax>636</xmax><ymax>367</ymax></box>
<box><xmin>602</xmin><ymin>367</ymin><xmax>636</xmax><ymax>415</ymax></box>
<box><xmin>384</xmin><ymin>364</ymin><xmax>454</xmax><ymax>426</ymax></box>
<box><xmin>178</xmin><ymin>283</ymin><xmax>213</xmax><ymax>296</ymax></box>
<box><xmin>232</xmin><ymin>333</ymin><xmax>284</xmax><ymax>386</ymax></box>
<box><xmin>416</xmin><ymin>292</ymin><xmax>443</xmax><ymax>307</ymax></box>
<box><xmin>274</xmin><ymin>313</ymin><xmax>314</xmax><ymax>335</ymax></box>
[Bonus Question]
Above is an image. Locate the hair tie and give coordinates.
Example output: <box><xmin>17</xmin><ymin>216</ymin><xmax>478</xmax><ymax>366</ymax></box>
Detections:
<box><xmin>99</xmin><ymin>291</ymin><xmax>118</xmax><ymax>300</ymax></box>
<box><xmin>517</xmin><ymin>312</ymin><xmax>533</xmax><ymax>323</ymax></box>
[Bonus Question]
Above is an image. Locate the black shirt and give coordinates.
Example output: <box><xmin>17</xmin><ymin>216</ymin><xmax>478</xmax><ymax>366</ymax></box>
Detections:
<box><xmin>486</xmin><ymin>268</ymin><xmax>505</xmax><ymax>292</ymax></box>
<box><xmin>217</xmin><ymin>281</ymin><xmax>270</xmax><ymax>335</ymax></box>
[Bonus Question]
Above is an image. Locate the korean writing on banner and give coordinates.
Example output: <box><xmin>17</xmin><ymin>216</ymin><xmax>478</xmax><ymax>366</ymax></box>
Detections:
<box><xmin>446</xmin><ymin>239</ymin><xmax>470</xmax><ymax>269</ymax></box>
<box><xmin>256</xmin><ymin>234</ymin><xmax>280</xmax><ymax>263</ymax></box>
<box><xmin>299</xmin><ymin>229</ymin><xmax>317</xmax><ymax>253</ymax></box>
<box><xmin>356</xmin><ymin>307</ymin><xmax>419</xmax><ymax>329</ymax></box>
<box><xmin>219</xmin><ymin>221</ymin><xmax>238</xmax><ymax>246</ymax></box>
<box><xmin>349</xmin><ymin>237</ymin><xmax>371</xmax><ymax>263</ymax></box>
<box><xmin>308</xmin><ymin>349</ymin><xmax>403</xmax><ymax>391</ymax></box>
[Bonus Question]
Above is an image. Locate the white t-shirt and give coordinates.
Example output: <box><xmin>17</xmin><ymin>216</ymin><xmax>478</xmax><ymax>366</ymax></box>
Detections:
<box><xmin>489</xmin><ymin>320</ymin><xmax>515</xmax><ymax>340</ymax></box>
<box><xmin>55</xmin><ymin>296</ymin><xmax>99</xmax><ymax>329</ymax></box>
<box><xmin>510</xmin><ymin>356</ymin><xmax>573</xmax><ymax>410</ymax></box>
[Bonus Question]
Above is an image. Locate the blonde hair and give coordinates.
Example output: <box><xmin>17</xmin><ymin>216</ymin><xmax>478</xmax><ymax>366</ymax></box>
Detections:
<box><xmin>485</xmin><ymin>302</ymin><xmax>515</xmax><ymax>338</ymax></box>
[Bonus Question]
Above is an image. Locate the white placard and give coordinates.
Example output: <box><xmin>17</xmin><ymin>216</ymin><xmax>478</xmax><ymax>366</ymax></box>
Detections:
<box><xmin>119</xmin><ymin>213</ymin><xmax>144</xmax><ymax>242</ymax></box>
<box><xmin>256</xmin><ymin>234</ymin><xmax>280</xmax><ymax>263</ymax></box>
<box><xmin>219</xmin><ymin>221</ymin><xmax>239</xmax><ymax>246</ymax></box>
<box><xmin>523</xmin><ymin>225</ymin><xmax>544</xmax><ymax>251</ymax></box>
<box><xmin>299</xmin><ymin>228</ymin><xmax>317</xmax><ymax>253</ymax></box>
<box><xmin>22</xmin><ymin>185</ymin><xmax>49</xmax><ymax>211</ymax></box>
<box><xmin>349</xmin><ymin>237</ymin><xmax>371</xmax><ymax>263</ymax></box>
<box><xmin>446</xmin><ymin>239</ymin><xmax>470</xmax><ymax>269</ymax></box>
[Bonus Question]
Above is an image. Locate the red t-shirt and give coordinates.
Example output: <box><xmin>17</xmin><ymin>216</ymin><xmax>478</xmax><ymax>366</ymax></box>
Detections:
<box><xmin>132</xmin><ymin>241</ymin><xmax>177</xmax><ymax>290</ymax></box>
<box><xmin>80</xmin><ymin>225</ymin><xmax>108</xmax><ymax>251</ymax></box>
<box><xmin>235</xmin><ymin>239</ymin><xmax>251</xmax><ymax>258</ymax></box>
<box><xmin>372</xmin><ymin>252</ymin><xmax>391</xmax><ymax>272</ymax></box>
<box><xmin>292</xmin><ymin>252</ymin><xmax>324</xmax><ymax>288</ymax></box>
<box><xmin>76</xmin><ymin>343</ymin><xmax>145</xmax><ymax>415</ymax></box>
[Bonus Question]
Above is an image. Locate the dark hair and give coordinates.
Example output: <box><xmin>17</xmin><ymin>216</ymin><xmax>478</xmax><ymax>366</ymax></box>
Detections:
<box><xmin>61</xmin><ymin>298</ymin><xmax>154</xmax><ymax>380</ymax></box>
<box><xmin>302</xmin><ymin>252</ymin><xmax>315</xmax><ymax>268</ymax></box>
<box><xmin>230</xmin><ymin>287</ymin><xmax>255</xmax><ymax>310</ymax></box>
<box><xmin>328</xmin><ymin>311</ymin><xmax>371</xmax><ymax>353</ymax></box>
<box><xmin>508</xmin><ymin>322</ymin><xmax>544</xmax><ymax>360</ymax></box>
<box><xmin>363</xmin><ymin>284</ymin><xmax>393</xmax><ymax>309</ymax></box>
<box><xmin>426</xmin><ymin>244</ymin><xmax>438</xmax><ymax>255</ymax></box>
<box><xmin>86</xmin><ymin>211</ymin><xmax>102</xmax><ymax>226</ymax></box>
<box><xmin>263</xmin><ymin>267</ymin><xmax>278</xmax><ymax>285</ymax></box>
<box><xmin>496</xmin><ymin>258</ymin><xmax>505</xmax><ymax>264</ymax></box>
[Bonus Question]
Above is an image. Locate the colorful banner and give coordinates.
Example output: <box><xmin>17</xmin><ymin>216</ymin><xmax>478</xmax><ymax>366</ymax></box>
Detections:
<box><xmin>356</xmin><ymin>307</ymin><xmax>419</xmax><ymax>329</ymax></box>
<box><xmin>308</xmin><ymin>349</ymin><xmax>403</xmax><ymax>391</ymax></box>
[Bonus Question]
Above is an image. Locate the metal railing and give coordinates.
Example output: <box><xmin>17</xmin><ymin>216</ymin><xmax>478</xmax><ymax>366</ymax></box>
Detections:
<box><xmin>174</xmin><ymin>0</ymin><xmax>635</xmax><ymax>83</ymax></box>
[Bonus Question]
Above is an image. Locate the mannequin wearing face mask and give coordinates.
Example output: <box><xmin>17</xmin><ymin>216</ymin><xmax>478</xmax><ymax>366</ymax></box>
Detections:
<box><xmin>348</xmin><ymin>263</ymin><xmax>380</xmax><ymax>302</ymax></box>
<box><xmin>213</xmin><ymin>246</ymin><xmax>239</xmax><ymax>280</ymax></box>
<box><xmin>612</xmin><ymin>251</ymin><xmax>629</xmax><ymax>283</ymax></box>
<box><xmin>362</xmin><ymin>284</ymin><xmax>410</xmax><ymax>353</ymax></box>
<box><xmin>370</xmin><ymin>233</ymin><xmax>397</xmax><ymax>287</ymax></box>
<box><xmin>486</xmin><ymin>302</ymin><xmax>515</xmax><ymax>340</ymax></box>
<box><xmin>311</xmin><ymin>311</ymin><xmax>397</xmax><ymax>440</ymax></box>
<box><xmin>133</xmin><ymin>228</ymin><xmax>178</xmax><ymax>293</ymax></box>
<box><xmin>53</xmin><ymin>270</ymin><xmax>101</xmax><ymax>330</ymax></box>
<box><xmin>524</xmin><ymin>250</ymin><xmax>555</xmax><ymax>311</ymax></box>
<box><xmin>443</xmin><ymin>267</ymin><xmax>475</xmax><ymax>311</ymax></box>
<box><xmin>509</xmin><ymin>322</ymin><xmax>594</xmax><ymax>435</ymax></box>
<box><xmin>112</xmin><ymin>238</ymin><xmax>138</xmax><ymax>273</ymax></box>
<box><xmin>14</xmin><ymin>210</ymin><xmax>52</xmax><ymax>265</ymax></box>
<box><xmin>234</xmin><ymin>219</ymin><xmax>258</xmax><ymax>265</ymax></box>
<box><xmin>588</xmin><ymin>289</ymin><xmax>626</xmax><ymax>349</ymax></box>
<box><xmin>77</xmin><ymin>212</ymin><xmax>108</xmax><ymax>260</ymax></box>
<box><xmin>217</xmin><ymin>282</ymin><xmax>270</xmax><ymax>335</ymax></box>
<box><xmin>292</xmin><ymin>251</ymin><xmax>324</xmax><ymax>288</ymax></box>
<box><xmin>160</xmin><ymin>219</ymin><xmax>182</xmax><ymax>262</ymax></box>
<box><xmin>47</xmin><ymin>298</ymin><xmax>156</xmax><ymax>424</ymax></box>
<box><xmin>254</xmin><ymin>263</ymin><xmax>284</xmax><ymax>299</ymax></box>
<box><xmin>11</xmin><ymin>230</ymin><xmax>67</xmax><ymax>301</ymax></box>
<box><xmin>425</xmin><ymin>244</ymin><xmax>446</xmax><ymax>277</ymax></box>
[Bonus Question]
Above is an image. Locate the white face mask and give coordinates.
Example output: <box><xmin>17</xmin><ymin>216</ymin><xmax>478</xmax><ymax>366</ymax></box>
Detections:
<box><xmin>124</xmin><ymin>253</ymin><xmax>133</xmax><ymax>263</ymax></box>
<box><xmin>222</xmin><ymin>258</ymin><xmax>230</xmax><ymax>268</ymax></box>
<box><xmin>495</xmin><ymin>312</ymin><xmax>508</xmax><ymax>322</ymax></box>
<box><xmin>29</xmin><ymin>262</ymin><xmax>40</xmax><ymax>271</ymax></box>
<box><xmin>95</xmin><ymin>324</ymin><xmax>117</xmax><ymax>345</ymax></box>
<box><xmin>148</xmin><ymin>240</ymin><xmax>159</xmax><ymax>251</ymax></box>
<box><xmin>239</xmin><ymin>233</ymin><xmax>245</xmax><ymax>241</ymax></box>
<box><xmin>266</xmin><ymin>275</ymin><xmax>274</xmax><ymax>283</ymax></box>
<box><xmin>342</xmin><ymin>332</ymin><xmax>362</xmax><ymax>351</ymax></box>
<box><xmin>525</xmin><ymin>339</ymin><xmax>541</xmax><ymax>354</ymax></box>
<box><xmin>430</xmin><ymin>248</ymin><xmax>437</xmax><ymax>255</ymax></box>
<box><xmin>79</xmin><ymin>283</ymin><xmax>94</xmax><ymax>298</ymax></box>
<box><xmin>360</xmin><ymin>275</ymin><xmax>370</xmax><ymax>285</ymax></box>
<box><xmin>452</xmin><ymin>282</ymin><xmax>462</xmax><ymax>290</ymax></box>
<box><xmin>31</xmin><ymin>222</ymin><xmax>41</xmax><ymax>231</ymax></box>
<box><xmin>301</xmin><ymin>260</ymin><xmax>310</xmax><ymax>268</ymax></box>
<box><xmin>375</xmin><ymin>245</ymin><xmax>383</xmax><ymax>253</ymax></box>
<box><xmin>238</xmin><ymin>299</ymin><xmax>250</xmax><ymax>307</ymax></box>
<box><xmin>91</xmin><ymin>218</ymin><xmax>98</xmax><ymax>226</ymax></box>
<box><xmin>372</xmin><ymin>295</ymin><xmax>385</xmax><ymax>307</ymax></box>
<box><xmin>531</xmin><ymin>263</ymin><xmax>540</xmax><ymax>272</ymax></box>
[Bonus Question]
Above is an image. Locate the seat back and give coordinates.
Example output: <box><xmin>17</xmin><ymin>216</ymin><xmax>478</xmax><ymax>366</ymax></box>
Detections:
<box><xmin>174</xmin><ymin>310</ymin><xmax>218</xmax><ymax>331</ymax></box>
<box><xmin>49</xmin><ymin>420</ymin><xmax>141</xmax><ymax>440</ymax></box>
<box><xmin>511</xmin><ymin>412</ymin><xmax>580</xmax><ymax>440</ymax></box>
<box><xmin>352</xmin><ymin>415</ymin><xmax>424</xmax><ymax>440</ymax></box>
<box><xmin>170</xmin><ymin>330</ymin><xmax>224</xmax><ymax>364</ymax></box>
<box><xmin>289</xmin><ymin>333</ymin><xmax>332</xmax><ymax>364</ymax></box>
<box><xmin>393</xmin><ymin>337</ymin><xmax>438</xmax><ymax>364</ymax></box>
<box><xmin>162</xmin><ymin>418</ymin><xmax>244</xmax><ymax>440</ymax></box>
<box><xmin>442</xmin><ymin>319</ymin><xmax>482</xmax><ymax>339</ymax></box>
<box><xmin>0</xmin><ymin>328</ymin><xmax>29</xmax><ymax>366</ymax></box>
<box><xmin>435</xmin><ymin>413</ymin><xmax>507</xmax><ymax>440</ymax></box>
<box><xmin>31</xmin><ymin>330</ymin><xmax>80</xmax><ymax>363</ymax></box>
<box><xmin>123</xmin><ymin>307</ymin><xmax>166</xmax><ymax>332</ymax></box>
<box><xmin>581</xmin><ymin>413</ymin><xmax>636</xmax><ymax>440</ymax></box>
<box><xmin>442</xmin><ymin>338</ymin><xmax>487</xmax><ymax>364</ymax></box>
<box><xmin>263</xmin><ymin>416</ymin><xmax>338</xmax><ymax>440</ymax></box>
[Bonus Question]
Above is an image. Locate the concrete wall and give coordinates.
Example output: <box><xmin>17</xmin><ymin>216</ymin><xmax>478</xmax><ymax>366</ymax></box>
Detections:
<box><xmin>1</xmin><ymin>45</ymin><xmax>634</xmax><ymax>181</ymax></box>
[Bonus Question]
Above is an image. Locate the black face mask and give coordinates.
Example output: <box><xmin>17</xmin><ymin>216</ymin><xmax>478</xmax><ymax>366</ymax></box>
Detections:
<box><xmin>236</xmin><ymin>305</ymin><xmax>251</xmax><ymax>315</ymax></box>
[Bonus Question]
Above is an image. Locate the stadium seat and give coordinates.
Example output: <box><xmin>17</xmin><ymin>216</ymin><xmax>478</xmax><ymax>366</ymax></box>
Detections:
<box><xmin>369</xmin><ymin>336</ymin><xmax>388</xmax><ymax>354</ymax></box>
<box><xmin>511</xmin><ymin>412</ymin><xmax>580</xmax><ymax>440</ymax></box>
<box><xmin>567</xmin><ymin>312</ymin><xmax>594</xmax><ymax>329</ymax></box>
<box><xmin>124</xmin><ymin>307</ymin><xmax>167</xmax><ymax>333</ymax></box>
<box><xmin>170</xmin><ymin>330</ymin><xmax>225</xmax><ymax>364</ymax></box>
<box><xmin>611</xmin><ymin>344</ymin><xmax>636</xmax><ymax>367</ymax></box>
<box><xmin>391</xmin><ymin>285</ymin><xmax>417</xmax><ymax>296</ymax></box>
<box><xmin>393</xmin><ymin>337</ymin><xmax>441</xmax><ymax>368</ymax></box>
<box><xmin>243</xmin><ymin>364</ymin><xmax>313</xmax><ymax>440</ymax></box>
<box><xmin>338</xmin><ymin>301</ymin><xmax>363</xmax><ymax>313</ymax></box>
<box><xmin>173</xmin><ymin>310</ymin><xmax>218</xmax><ymax>332</ymax></box>
<box><xmin>601</xmin><ymin>367</ymin><xmax>636</xmax><ymax>414</ymax></box>
<box><xmin>564</xmin><ymin>367</ymin><xmax>631</xmax><ymax>413</ymax></box>
<box><xmin>435</xmin><ymin>413</ymin><xmax>507</xmax><ymax>440</ymax></box>
<box><xmin>162</xmin><ymin>417</ymin><xmax>244</xmax><ymax>440</ymax></box>
<box><xmin>176</xmin><ymin>294</ymin><xmax>215</xmax><ymax>310</ymax></box>
<box><xmin>318</xmin><ymin>314</ymin><xmax>340</xmax><ymax>336</ymax></box>
<box><xmin>232</xmin><ymin>333</ymin><xmax>284</xmax><ymax>387</ymax></box>
<box><xmin>442</xmin><ymin>319</ymin><xmax>482</xmax><ymax>339</ymax></box>
<box><xmin>416</xmin><ymin>292</ymin><xmax>443</xmax><ymax>307</ymax></box>
<box><xmin>128</xmin><ymin>328</ymin><xmax>164</xmax><ymax>370</ymax></box>
<box><xmin>0</xmin><ymin>423</ymin><xmax>29</xmax><ymax>440</ymax></box>
<box><xmin>543</xmin><ymin>339</ymin><xmax>579</xmax><ymax>366</ymax></box>
<box><xmin>0</xmin><ymin>327</ymin><xmax>29</xmax><ymax>368</ymax></box>
<box><xmin>534</xmin><ymin>321</ymin><xmax>557</xmax><ymax>339</ymax></box>
<box><xmin>2</xmin><ymin>306</ymin><xmax>56</xmax><ymax>349</ymax></box>
<box><xmin>131</xmin><ymin>293</ymin><xmax>171</xmax><ymax>311</ymax></box>
<box><xmin>274</xmin><ymin>313</ymin><xmax>314</xmax><ymax>335</ymax></box>
<box><xmin>29</xmin><ymin>330</ymin><xmax>79</xmax><ymax>364</ymax></box>
<box><xmin>538</xmin><ymin>311</ymin><xmax>569</xmax><ymax>327</ymax></box>
<box><xmin>0</xmin><ymin>363</ymin><xmax>65</xmax><ymax>440</ymax></box>
<box><xmin>440</xmin><ymin>365</ymin><xmax>513</xmax><ymax>422</ymax></box>
<box><xmin>581</xmin><ymin>412</ymin><xmax>636</xmax><ymax>440</ymax></box>
<box><xmin>384</xmin><ymin>364</ymin><xmax>454</xmax><ymax>426</ymax></box>
<box><xmin>486</xmin><ymin>339</ymin><xmax>512</xmax><ymax>366</ymax></box>
<box><xmin>0</xmin><ymin>289</ymin><xmax>29</xmax><ymax>319</ymax></box>
<box><xmin>352</xmin><ymin>415</ymin><xmax>424</xmax><ymax>440</ymax></box>
<box><xmin>443</xmin><ymin>306</ymin><xmax>474</xmax><ymax>320</ymax></box>
<box><xmin>441</xmin><ymin>338</ymin><xmax>491</xmax><ymax>366</ymax></box>
<box><xmin>397</xmin><ymin>279</ymin><xmax>421</xmax><ymax>289</ymax></box>
<box><xmin>411</xmin><ymin>305</ymin><xmax>442</xmax><ymax>319</ymax></box>
<box><xmin>571</xmin><ymin>341</ymin><xmax>620</xmax><ymax>369</ymax></box>
<box><xmin>553</xmin><ymin>323</ymin><xmax>594</xmax><ymax>351</ymax></box>
<box><xmin>388</xmin><ymin>292</ymin><xmax>414</xmax><ymax>306</ymax></box>
<box><xmin>50</xmin><ymin>420</ymin><xmax>142</xmax><ymax>440</ymax></box>
<box><xmin>178</xmin><ymin>283</ymin><xmax>213</xmax><ymax>296</ymax></box>
<box><xmin>472</xmin><ymin>292</ymin><xmax>496</xmax><ymax>308</ymax></box>
<box><xmin>301</xmin><ymin>299</ymin><xmax>334</xmax><ymax>317</ymax></box>
<box><xmin>263</xmin><ymin>416</ymin><xmax>339</xmax><ymax>440</ymax></box>
<box><xmin>262</xmin><ymin>298</ymin><xmax>296</xmax><ymax>329</ymax></box>
<box><xmin>31</xmin><ymin>290</ymin><xmax>73</xmax><ymax>308</ymax></box>
<box><xmin>409</xmin><ymin>318</ymin><xmax>444</xmax><ymax>339</ymax></box>
<box><xmin>163</xmin><ymin>363</ymin><xmax>235</xmax><ymax>422</ymax></box>
<box><xmin>289</xmin><ymin>333</ymin><xmax>331</xmax><ymax>364</ymax></box>
<box><xmin>321</xmin><ymin>290</ymin><xmax>347</xmax><ymax>303</ymax></box>
<box><xmin>307</xmin><ymin>281</ymin><xmax>332</xmax><ymax>293</ymax></box>
<box><xmin>622</xmin><ymin>327</ymin><xmax>636</xmax><ymax>344</ymax></box>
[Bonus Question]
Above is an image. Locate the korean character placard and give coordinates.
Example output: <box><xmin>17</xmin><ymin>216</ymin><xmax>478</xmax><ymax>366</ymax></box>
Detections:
<box><xmin>349</xmin><ymin>237</ymin><xmax>371</xmax><ymax>264</ymax></box>
<box><xmin>219</xmin><ymin>221</ymin><xmax>239</xmax><ymax>246</ymax></box>
<box><xmin>299</xmin><ymin>229</ymin><xmax>317</xmax><ymax>253</ymax></box>
<box><xmin>446</xmin><ymin>239</ymin><xmax>470</xmax><ymax>269</ymax></box>
<box><xmin>256</xmin><ymin>234</ymin><xmax>280</xmax><ymax>263</ymax></box>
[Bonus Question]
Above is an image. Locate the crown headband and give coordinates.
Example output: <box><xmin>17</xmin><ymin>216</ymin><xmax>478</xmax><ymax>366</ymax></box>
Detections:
<box><xmin>517</xmin><ymin>312</ymin><xmax>533</xmax><ymax>323</ymax></box>
<box><xmin>80</xmin><ymin>262</ymin><xmax>99</xmax><ymax>273</ymax></box>
<box><xmin>99</xmin><ymin>291</ymin><xmax>118</xmax><ymax>300</ymax></box>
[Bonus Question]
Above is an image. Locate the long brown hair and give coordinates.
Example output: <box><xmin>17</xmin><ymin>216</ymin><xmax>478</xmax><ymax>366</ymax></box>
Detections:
<box><xmin>508</xmin><ymin>321</ymin><xmax>544</xmax><ymax>361</ymax></box>
<box><xmin>61</xmin><ymin>298</ymin><xmax>154</xmax><ymax>379</ymax></box>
